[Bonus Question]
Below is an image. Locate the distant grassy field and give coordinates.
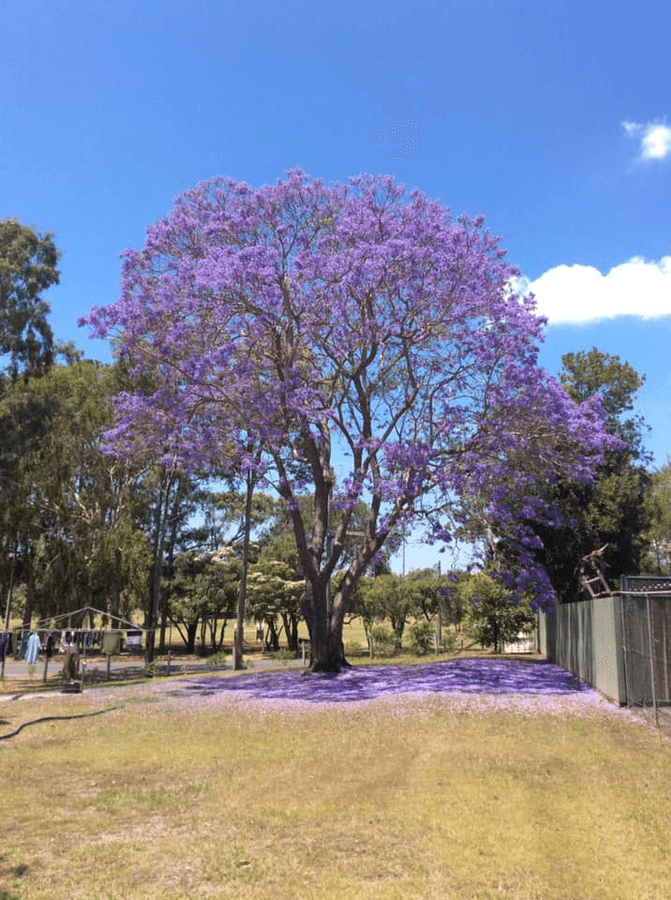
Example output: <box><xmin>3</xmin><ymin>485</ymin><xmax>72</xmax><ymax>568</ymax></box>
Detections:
<box><xmin>1</xmin><ymin>662</ymin><xmax>669</xmax><ymax>900</ymax></box>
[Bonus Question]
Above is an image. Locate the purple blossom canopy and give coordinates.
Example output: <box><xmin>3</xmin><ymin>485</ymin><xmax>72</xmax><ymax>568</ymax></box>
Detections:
<box><xmin>83</xmin><ymin>170</ymin><xmax>612</xmax><ymax>623</ymax></box>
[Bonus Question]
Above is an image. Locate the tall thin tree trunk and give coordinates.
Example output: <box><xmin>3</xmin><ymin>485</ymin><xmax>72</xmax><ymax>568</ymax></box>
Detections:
<box><xmin>234</xmin><ymin>468</ymin><xmax>255</xmax><ymax>670</ymax></box>
<box><xmin>145</xmin><ymin>469</ymin><xmax>173</xmax><ymax>671</ymax></box>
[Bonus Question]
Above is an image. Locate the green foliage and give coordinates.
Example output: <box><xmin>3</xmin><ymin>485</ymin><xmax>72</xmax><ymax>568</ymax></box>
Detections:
<box><xmin>165</xmin><ymin>550</ymin><xmax>238</xmax><ymax>652</ymax></box>
<box><xmin>209</xmin><ymin>489</ymin><xmax>283</xmax><ymax>553</ymax></box>
<box><xmin>343</xmin><ymin>640</ymin><xmax>363</xmax><ymax>657</ymax></box>
<box><xmin>560</xmin><ymin>348</ymin><xmax>646</xmax><ymax>448</ymax></box>
<box><xmin>643</xmin><ymin>459</ymin><xmax>671</xmax><ymax>574</ymax></box>
<box><xmin>404</xmin><ymin>567</ymin><xmax>445</xmax><ymax>618</ymax></box>
<box><xmin>462</xmin><ymin>573</ymin><xmax>535</xmax><ymax>654</ymax></box>
<box><xmin>352</xmin><ymin>569</ymin><xmax>457</xmax><ymax>657</ymax></box>
<box><xmin>0</xmin><ymin>220</ymin><xmax>62</xmax><ymax>620</ymax></box>
<box><xmin>246</xmin><ymin>555</ymin><xmax>305</xmax><ymax>652</ymax></box>
<box><xmin>441</xmin><ymin>630</ymin><xmax>457</xmax><ymax>652</ymax></box>
<box><xmin>0</xmin><ymin>361</ymin><xmax>151</xmax><ymax>620</ymax></box>
<box><xmin>355</xmin><ymin>574</ymin><xmax>414</xmax><ymax>649</ymax></box>
<box><xmin>535</xmin><ymin>348</ymin><xmax>652</xmax><ymax>600</ymax></box>
<box><xmin>408</xmin><ymin>618</ymin><xmax>436</xmax><ymax>655</ymax></box>
<box><xmin>0</xmin><ymin>218</ymin><xmax>60</xmax><ymax>385</ymax></box>
<box><xmin>369</xmin><ymin>624</ymin><xmax>397</xmax><ymax>657</ymax></box>
<box><xmin>206</xmin><ymin>651</ymin><xmax>228</xmax><ymax>667</ymax></box>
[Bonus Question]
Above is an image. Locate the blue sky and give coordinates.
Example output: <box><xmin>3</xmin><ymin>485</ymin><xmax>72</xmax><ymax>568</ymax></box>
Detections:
<box><xmin>3</xmin><ymin>0</ymin><xmax>671</xmax><ymax>568</ymax></box>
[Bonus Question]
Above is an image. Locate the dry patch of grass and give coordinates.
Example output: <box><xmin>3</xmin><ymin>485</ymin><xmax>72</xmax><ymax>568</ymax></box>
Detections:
<box><xmin>1</xmin><ymin>680</ymin><xmax>670</xmax><ymax>899</ymax></box>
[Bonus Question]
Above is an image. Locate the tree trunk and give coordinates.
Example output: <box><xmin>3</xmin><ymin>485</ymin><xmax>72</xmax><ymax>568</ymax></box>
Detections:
<box><xmin>185</xmin><ymin>620</ymin><xmax>198</xmax><ymax>654</ymax></box>
<box><xmin>145</xmin><ymin>471</ymin><xmax>173</xmax><ymax>670</ymax></box>
<box><xmin>111</xmin><ymin>547</ymin><xmax>122</xmax><ymax>620</ymax></box>
<box><xmin>281</xmin><ymin>611</ymin><xmax>299</xmax><ymax>653</ymax></box>
<box><xmin>217</xmin><ymin>619</ymin><xmax>227</xmax><ymax>651</ymax></box>
<box><xmin>22</xmin><ymin>572</ymin><xmax>34</xmax><ymax>630</ymax></box>
<box><xmin>309</xmin><ymin>627</ymin><xmax>348</xmax><ymax>672</ymax></box>
<box><xmin>234</xmin><ymin>468</ymin><xmax>255</xmax><ymax>670</ymax></box>
<box><xmin>265</xmin><ymin>617</ymin><xmax>280</xmax><ymax>651</ymax></box>
<box><xmin>159</xmin><ymin>606</ymin><xmax>168</xmax><ymax>653</ymax></box>
<box><xmin>303</xmin><ymin>580</ymin><xmax>348</xmax><ymax>673</ymax></box>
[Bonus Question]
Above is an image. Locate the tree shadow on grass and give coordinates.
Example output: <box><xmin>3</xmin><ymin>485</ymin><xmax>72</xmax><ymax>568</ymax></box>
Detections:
<box><xmin>170</xmin><ymin>658</ymin><xmax>590</xmax><ymax>705</ymax></box>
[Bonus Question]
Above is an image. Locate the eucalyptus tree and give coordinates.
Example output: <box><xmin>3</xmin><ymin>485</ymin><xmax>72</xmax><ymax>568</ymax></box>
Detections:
<box><xmin>356</xmin><ymin>573</ymin><xmax>415</xmax><ymax>650</ymax></box>
<box><xmin>2</xmin><ymin>361</ymin><xmax>150</xmax><ymax>619</ymax></box>
<box><xmin>0</xmin><ymin>219</ymin><xmax>72</xmax><ymax>620</ymax></box>
<box><xmin>532</xmin><ymin>348</ymin><xmax>652</xmax><ymax>600</ymax></box>
<box><xmin>84</xmin><ymin>170</ymin><xmax>610</xmax><ymax>671</ymax></box>
<box><xmin>164</xmin><ymin>549</ymin><xmax>238</xmax><ymax>653</ymax></box>
<box><xmin>0</xmin><ymin>218</ymin><xmax>60</xmax><ymax>386</ymax></box>
<box><xmin>644</xmin><ymin>459</ymin><xmax>671</xmax><ymax>574</ymax></box>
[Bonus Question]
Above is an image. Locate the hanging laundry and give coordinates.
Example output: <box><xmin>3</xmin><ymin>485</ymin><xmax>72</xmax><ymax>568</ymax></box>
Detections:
<box><xmin>126</xmin><ymin>630</ymin><xmax>143</xmax><ymax>653</ymax></box>
<box><xmin>102</xmin><ymin>630</ymin><xmax>122</xmax><ymax>655</ymax></box>
<box><xmin>24</xmin><ymin>631</ymin><xmax>41</xmax><ymax>667</ymax></box>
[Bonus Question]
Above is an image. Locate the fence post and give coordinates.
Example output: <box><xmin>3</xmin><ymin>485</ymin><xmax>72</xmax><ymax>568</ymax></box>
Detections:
<box><xmin>619</xmin><ymin>591</ymin><xmax>630</xmax><ymax>707</ymax></box>
<box><xmin>645</xmin><ymin>593</ymin><xmax>659</xmax><ymax>727</ymax></box>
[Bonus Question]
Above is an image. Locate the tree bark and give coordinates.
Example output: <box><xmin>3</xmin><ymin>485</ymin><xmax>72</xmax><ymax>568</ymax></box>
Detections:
<box><xmin>234</xmin><ymin>468</ymin><xmax>255</xmax><ymax>670</ymax></box>
<box><xmin>303</xmin><ymin>579</ymin><xmax>349</xmax><ymax>673</ymax></box>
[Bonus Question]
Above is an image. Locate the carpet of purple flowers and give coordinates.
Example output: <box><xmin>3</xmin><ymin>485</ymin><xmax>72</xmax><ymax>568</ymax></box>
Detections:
<box><xmin>173</xmin><ymin>658</ymin><xmax>587</xmax><ymax>705</ymax></box>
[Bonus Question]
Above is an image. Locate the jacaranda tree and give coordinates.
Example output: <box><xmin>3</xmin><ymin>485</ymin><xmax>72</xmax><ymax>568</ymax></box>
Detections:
<box><xmin>84</xmin><ymin>170</ymin><xmax>610</xmax><ymax>672</ymax></box>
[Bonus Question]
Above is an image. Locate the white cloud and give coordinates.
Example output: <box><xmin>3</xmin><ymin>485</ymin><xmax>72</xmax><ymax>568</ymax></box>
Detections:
<box><xmin>524</xmin><ymin>257</ymin><xmax>671</xmax><ymax>325</ymax></box>
<box><xmin>642</xmin><ymin>124</ymin><xmax>671</xmax><ymax>160</ymax></box>
<box><xmin>622</xmin><ymin>119</ymin><xmax>671</xmax><ymax>161</ymax></box>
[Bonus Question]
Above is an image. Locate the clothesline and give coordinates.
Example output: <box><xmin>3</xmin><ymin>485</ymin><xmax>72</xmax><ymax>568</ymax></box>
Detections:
<box><xmin>29</xmin><ymin>607</ymin><xmax>147</xmax><ymax>632</ymax></box>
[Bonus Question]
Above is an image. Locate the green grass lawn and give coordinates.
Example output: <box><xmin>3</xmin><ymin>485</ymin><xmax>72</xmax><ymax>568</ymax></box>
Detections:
<box><xmin>1</xmin><ymin>668</ymin><xmax>669</xmax><ymax>899</ymax></box>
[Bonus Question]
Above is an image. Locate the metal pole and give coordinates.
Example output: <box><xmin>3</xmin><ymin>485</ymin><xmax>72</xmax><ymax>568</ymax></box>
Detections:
<box><xmin>664</xmin><ymin>600</ymin><xmax>670</xmax><ymax>702</ymax></box>
<box><xmin>645</xmin><ymin>593</ymin><xmax>658</xmax><ymax>727</ymax></box>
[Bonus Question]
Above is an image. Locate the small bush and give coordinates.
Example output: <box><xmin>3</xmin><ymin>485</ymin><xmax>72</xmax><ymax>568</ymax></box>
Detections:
<box><xmin>344</xmin><ymin>640</ymin><xmax>364</xmax><ymax>657</ymax></box>
<box><xmin>408</xmin><ymin>619</ymin><xmax>436</xmax><ymax>656</ymax></box>
<box><xmin>370</xmin><ymin>624</ymin><xmax>397</xmax><ymax>657</ymax></box>
<box><xmin>206</xmin><ymin>651</ymin><xmax>227</xmax><ymax>667</ymax></box>
<box><xmin>463</xmin><ymin>573</ymin><xmax>535</xmax><ymax>654</ymax></box>
<box><xmin>441</xmin><ymin>630</ymin><xmax>457</xmax><ymax>652</ymax></box>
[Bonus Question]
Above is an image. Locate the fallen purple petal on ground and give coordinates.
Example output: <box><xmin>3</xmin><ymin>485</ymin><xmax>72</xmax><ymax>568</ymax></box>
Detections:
<box><xmin>172</xmin><ymin>658</ymin><xmax>588</xmax><ymax>705</ymax></box>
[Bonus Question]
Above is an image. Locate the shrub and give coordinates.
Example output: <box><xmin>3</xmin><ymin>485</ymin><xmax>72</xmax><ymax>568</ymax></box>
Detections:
<box><xmin>370</xmin><ymin>624</ymin><xmax>397</xmax><ymax>657</ymax></box>
<box><xmin>462</xmin><ymin>573</ymin><xmax>535</xmax><ymax>654</ymax></box>
<box><xmin>206</xmin><ymin>651</ymin><xmax>228</xmax><ymax>667</ymax></box>
<box><xmin>409</xmin><ymin>619</ymin><xmax>436</xmax><ymax>655</ymax></box>
<box><xmin>441</xmin><ymin>630</ymin><xmax>457</xmax><ymax>652</ymax></box>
